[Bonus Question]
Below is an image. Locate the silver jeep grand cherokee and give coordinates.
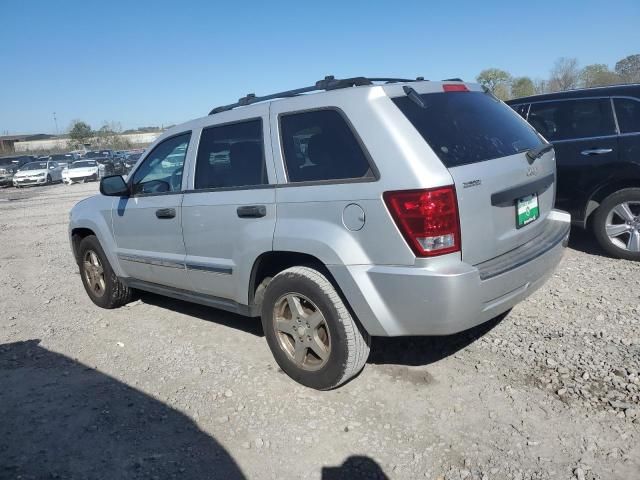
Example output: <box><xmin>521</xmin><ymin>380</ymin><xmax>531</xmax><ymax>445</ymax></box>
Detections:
<box><xmin>69</xmin><ymin>76</ymin><xmax>570</xmax><ymax>390</ymax></box>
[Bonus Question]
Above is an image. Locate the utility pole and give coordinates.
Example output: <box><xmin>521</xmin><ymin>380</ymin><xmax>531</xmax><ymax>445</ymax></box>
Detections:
<box><xmin>53</xmin><ymin>112</ymin><xmax>59</xmax><ymax>135</ymax></box>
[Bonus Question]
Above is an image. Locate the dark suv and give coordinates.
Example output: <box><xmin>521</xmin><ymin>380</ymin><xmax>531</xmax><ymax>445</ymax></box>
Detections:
<box><xmin>508</xmin><ymin>85</ymin><xmax>640</xmax><ymax>260</ymax></box>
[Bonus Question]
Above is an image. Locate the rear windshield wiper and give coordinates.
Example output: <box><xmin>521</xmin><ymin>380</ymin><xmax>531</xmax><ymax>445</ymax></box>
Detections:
<box><xmin>526</xmin><ymin>143</ymin><xmax>554</xmax><ymax>162</ymax></box>
<box><xmin>403</xmin><ymin>86</ymin><xmax>426</xmax><ymax>108</ymax></box>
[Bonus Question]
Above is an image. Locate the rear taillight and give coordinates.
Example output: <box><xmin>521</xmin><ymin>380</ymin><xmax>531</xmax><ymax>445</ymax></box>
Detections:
<box><xmin>384</xmin><ymin>186</ymin><xmax>461</xmax><ymax>257</ymax></box>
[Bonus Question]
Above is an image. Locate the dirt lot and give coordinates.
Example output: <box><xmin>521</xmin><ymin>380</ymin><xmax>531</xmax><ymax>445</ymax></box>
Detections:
<box><xmin>0</xmin><ymin>182</ymin><xmax>638</xmax><ymax>480</ymax></box>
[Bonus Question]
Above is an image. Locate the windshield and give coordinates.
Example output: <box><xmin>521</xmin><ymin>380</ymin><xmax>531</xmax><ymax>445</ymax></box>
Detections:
<box><xmin>84</xmin><ymin>151</ymin><xmax>103</xmax><ymax>159</ymax></box>
<box><xmin>0</xmin><ymin>158</ymin><xmax>18</xmax><ymax>167</ymax></box>
<box><xmin>392</xmin><ymin>90</ymin><xmax>543</xmax><ymax>168</ymax></box>
<box><xmin>51</xmin><ymin>154</ymin><xmax>73</xmax><ymax>161</ymax></box>
<box><xmin>20</xmin><ymin>162</ymin><xmax>48</xmax><ymax>171</ymax></box>
<box><xmin>71</xmin><ymin>161</ymin><xmax>97</xmax><ymax>169</ymax></box>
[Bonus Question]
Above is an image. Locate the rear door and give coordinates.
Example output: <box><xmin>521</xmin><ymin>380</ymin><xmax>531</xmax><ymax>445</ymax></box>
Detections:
<box><xmin>613</xmin><ymin>97</ymin><xmax>640</xmax><ymax>175</ymax></box>
<box><xmin>527</xmin><ymin>98</ymin><xmax>618</xmax><ymax>219</ymax></box>
<box><xmin>392</xmin><ymin>86</ymin><xmax>555</xmax><ymax>265</ymax></box>
<box><xmin>112</xmin><ymin>132</ymin><xmax>192</xmax><ymax>288</ymax></box>
<box><xmin>181</xmin><ymin>107</ymin><xmax>276</xmax><ymax>304</ymax></box>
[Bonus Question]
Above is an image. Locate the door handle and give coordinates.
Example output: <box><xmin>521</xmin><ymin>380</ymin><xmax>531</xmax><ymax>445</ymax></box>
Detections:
<box><xmin>581</xmin><ymin>148</ymin><xmax>613</xmax><ymax>156</ymax></box>
<box><xmin>237</xmin><ymin>205</ymin><xmax>267</xmax><ymax>218</ymax></box>
<box><xmin>155</xmin><ymin>208</ymin><xmax>176</xmax><ymax>219</ymax></box>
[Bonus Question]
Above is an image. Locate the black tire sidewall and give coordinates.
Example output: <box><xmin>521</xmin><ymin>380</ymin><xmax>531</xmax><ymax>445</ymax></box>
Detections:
<box><xmin>261</xmin><ymin>270</ymin><xmax>351</xmax><ymax>390</ymax></box>
<box><xmin>593</xmin><ymin>188</ymin><xmax>640</xmax><ymax>261</ymax></box>
<box><xmin>78</xmin><ymin>235</ymin><xmax>118</xmax><ymax>308</ymax></box>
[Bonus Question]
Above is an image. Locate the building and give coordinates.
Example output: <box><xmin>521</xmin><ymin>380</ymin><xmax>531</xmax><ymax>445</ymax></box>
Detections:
<box><xmin>12</xmin><ymin>131</ymin><xmax>163</xmax><ymax>152</ymax></box>
<box><xmin>0</xmin><ymin>134</ymin><xmax>55</xmax><ymax>153</ymax></box>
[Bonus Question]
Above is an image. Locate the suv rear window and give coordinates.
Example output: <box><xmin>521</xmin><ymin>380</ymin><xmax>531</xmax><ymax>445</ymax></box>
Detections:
<box><xmin>393</xmin><ymin>91</ymin><xmax>543</xmax><ymax>168</ymax></box>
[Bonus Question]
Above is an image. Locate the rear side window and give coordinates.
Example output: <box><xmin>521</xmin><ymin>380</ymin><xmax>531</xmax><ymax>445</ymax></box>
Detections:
<box><xmin>195</xmin><ymin>119</ymin><xmax>267</xmax><ymax>190</ymax></box>
<box><xmin>528</xmin><ymin>99</ymin><xmax>616</xmax><ymax>141</ymax></box>
<box><xmin>393</xmin><ymin>91</ymin><xmax>542</xmax><ymax>168</ymax></box>
<box><xmin>280</xmin><ymin>109</ymin><xmax>374</xmax><ymax>183</ymax></box>
<box><xmin>614</xmin><ymin>98</ymin><xmax>640</xmax><ymax>133</ymax></box>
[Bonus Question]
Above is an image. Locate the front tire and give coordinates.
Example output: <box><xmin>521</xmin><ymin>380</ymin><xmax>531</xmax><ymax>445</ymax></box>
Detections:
<box><xmin>78</xmin><ymin>235</ymin><xmax>133</xmax><ymax>308</ymax></box>
<box><xmin>261</xmin><ymin>266</ymin><xmax>371</xmax><ymax>390</ymax></box>
<box><xmin>46</xmin><ymin>174</ymin><xmax>52</xmax><ymax>185</ymax></box>
<box><xmin>593</xmin><ymin>188</ymin><xmax>640</xmax><ymax>261</ymax></box>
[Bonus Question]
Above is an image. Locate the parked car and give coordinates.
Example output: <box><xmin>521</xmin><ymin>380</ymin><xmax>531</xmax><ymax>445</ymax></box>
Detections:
<box><xmin>88</xmin><ymin>149</ymin><xmax>114</xmax><ymax>159</ymax></box>
<box><xmin>50</xmin><ymin>153</ymin><xmax>79</xmax><ymax>169</ymax></box>
<box><xmin>63</xmin><ymin>160</ymin><xmax>100</xmax><ymax>184</ymax></box>
<box><xmin>507</xmin><ymin>84</ymin><xmax>640</xmax><ymax>260</ymax></box>
<box><xmin>13</xmin><ymin>160</ymin><xmax>63</xmax><ymax>187</ymax></box>
<box><xmin>123</xmin><ymin>152</ymin><xmax>142</xmax><ymax>174</ymax></box>
<box><xmin>69</xmin><ymin>76</ymin><xmax>570</xmax><ymax>389</ymax></box>
<box><xmin>0</xmin><ymin>156</ymin><xmax>33</xmax><ymax>187</ymax></box>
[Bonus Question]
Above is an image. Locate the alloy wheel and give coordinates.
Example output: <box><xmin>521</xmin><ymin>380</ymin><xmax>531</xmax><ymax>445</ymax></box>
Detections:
<box><xmin>605</xmin><ymin>201</ymin><xmax>640</xmax><ymax>252</ymax></box>
<box><xmin>273</xmin><ymin>293</ymin><xmax>331</xmax><ymax>371</ymax></box>
<box><xmin>83</xmin><ymin>250</ymin><xmax>106</xmax><ymax>297</ymax></box>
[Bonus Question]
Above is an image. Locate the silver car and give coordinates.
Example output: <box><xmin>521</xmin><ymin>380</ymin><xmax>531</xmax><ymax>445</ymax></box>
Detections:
<box><xmin>69</xmin><ymin>76</ymin><xmax>570</xmax><ymax>389</ymax></box>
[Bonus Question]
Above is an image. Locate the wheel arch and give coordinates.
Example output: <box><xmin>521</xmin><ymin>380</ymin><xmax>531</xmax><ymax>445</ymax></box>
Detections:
<box><xmin>71</xmin><ymin>227</ymin><xmax>96</xmax><ymax>263</ymax></box>
<box><xmin>583</xmin><ymin>179</ymin><xmax>640</xmax><ymax>228</ymax></box>
<box><xmin>249</xmin><ymin>251</ymin><xmax>336</xmax><ymax>307</ymax></box>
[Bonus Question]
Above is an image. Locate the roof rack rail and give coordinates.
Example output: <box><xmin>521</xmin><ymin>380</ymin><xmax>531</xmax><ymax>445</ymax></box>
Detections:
<box><xmin>208</xmin><ymin>75</ymin><xmax>427</xmax><ymax>115</ymax></box>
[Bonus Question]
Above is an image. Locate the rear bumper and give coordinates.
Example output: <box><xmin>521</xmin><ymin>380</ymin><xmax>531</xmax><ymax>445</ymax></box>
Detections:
<box><xmin>0</xmin><ymin>176</ymin><xmax>13</xmax><ymax>186</ymax></box>
<box><xmin>329</xmin><ymin>209</ymin><xmax>570</xmax><ymax>336</ymax></box>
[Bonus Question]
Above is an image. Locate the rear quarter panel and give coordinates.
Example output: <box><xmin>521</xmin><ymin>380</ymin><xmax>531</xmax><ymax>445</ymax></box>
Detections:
<box><xmin>268</xmin><ymin>86</ymin><xmax>454</xmax><ymax>267</ymax></box>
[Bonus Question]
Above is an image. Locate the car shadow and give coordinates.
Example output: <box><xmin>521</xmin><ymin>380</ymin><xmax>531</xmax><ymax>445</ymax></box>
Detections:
<box><xmin>322</xmin><ymin>455</ymin><xmax>389</xmax><ymax>479</ymax></box>
<box><xmin>567</xmin><ymin>226</ymin><xmax>610</xmax><ymax>258</ymax></box>
<box><xmin>137</xmin><ymin>291</ymin><xmax>264</xmax><ymax>337</ymax></box>
<box><xmin>0</xmin><ymin>339</ymin><xmax>246</xmax><ymax>480</ymax></box>
<box><xmin>367</xmin><ymin>313</ymin><xmax>506</xmax><ymax>367</ymax></box>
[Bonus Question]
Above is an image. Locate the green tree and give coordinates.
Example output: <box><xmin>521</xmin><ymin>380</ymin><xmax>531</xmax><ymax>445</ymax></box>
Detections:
<box><xmin>510</xmin><ymin>77</ymin><xmax>536</xmax><ymax>98</ymax></box>
<box><xmin>68</xmin><ymin>121</ymin><xmax>93</xmax><ymax>147</ymax></box>
<box><xmin>476</xmin><ymin>68</ymin><xmax>512</xmax><ymax>99</ymax></box>
<box><xmin>615</xmin><ymin>54</ymin><xmax>640</xmax><ymax>83</ymax></box>
<box><xmin>580</xmin><ymin>64</ymin><xmax>619</xmax><ymax>87</ymax></box>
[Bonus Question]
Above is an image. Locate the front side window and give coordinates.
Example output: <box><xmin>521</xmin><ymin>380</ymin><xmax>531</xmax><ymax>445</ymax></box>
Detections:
<box><xmin>132</xmin><ymin>132</ymin><xmax>191</xmax><ymax>195</ymax></box>
<box><xmin>194</xmin><ymin>119</ymin><xmax>267</xmax><ymax>190</ymax></box>
<box><xmin>614</xmin><ymin>98</ymin><xmax>640</xmax><ymax>133</ymax></box>
<box><xmin>280</xmin><ymin>109</ymin><xmax>374</xmax><ymax>183</ymax></box>
<box><xmin>528</xmin><ymin>98</ymin><xmax>616</xmax><ymax>142</ymax></box>
<box><xmin>511</xmin><ymin>103</ymin><xmax>529</xmax><ymax>119</ymax></box>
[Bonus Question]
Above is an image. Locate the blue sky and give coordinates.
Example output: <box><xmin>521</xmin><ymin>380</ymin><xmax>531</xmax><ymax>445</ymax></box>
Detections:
<box><xmin>1</xmin><ymin>0</ymin><xmax>638</xmax><ymax>134</ymax></box>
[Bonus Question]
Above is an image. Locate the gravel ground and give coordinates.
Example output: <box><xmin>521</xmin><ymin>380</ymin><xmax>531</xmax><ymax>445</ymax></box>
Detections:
<box><xmin>0</xmin><ymin>182</ymin><xmax>638</xmax><ymax>480</ymax></box>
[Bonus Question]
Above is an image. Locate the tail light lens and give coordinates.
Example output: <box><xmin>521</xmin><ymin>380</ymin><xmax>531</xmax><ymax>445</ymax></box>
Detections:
<box><xmin>384</xmin><ymin>186</ymin><xmax>461</xmax><ymax>257</ymax></box>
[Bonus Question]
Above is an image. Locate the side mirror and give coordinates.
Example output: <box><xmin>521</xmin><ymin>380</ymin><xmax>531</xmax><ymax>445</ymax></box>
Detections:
<box><xmin>100</xmin><ymin>175</ymin><xmax>129</xmax><ymax>197</ymax></box>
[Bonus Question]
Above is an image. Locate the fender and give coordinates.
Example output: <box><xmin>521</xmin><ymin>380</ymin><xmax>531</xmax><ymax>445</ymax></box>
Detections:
<box><xmin>69</xmin><ymin>195</ymin><xmax>126</xmax><ymax>277</ymax></box>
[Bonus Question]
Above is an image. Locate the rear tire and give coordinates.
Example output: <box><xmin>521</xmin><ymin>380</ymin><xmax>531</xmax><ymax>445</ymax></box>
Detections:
<box><xmin>593</xmin><ymin>188</ymin><xmax>640</xmax><ymax>261</ymax></box>
<box><xmin>261</xmin><ymin>266</ymin><xmax>371</xmax><ymax>390</ymax></box>
<box><xmin>78</xmin><ymin>235</ymin><xmax>133</xmax><ymax>308</ymax></box>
